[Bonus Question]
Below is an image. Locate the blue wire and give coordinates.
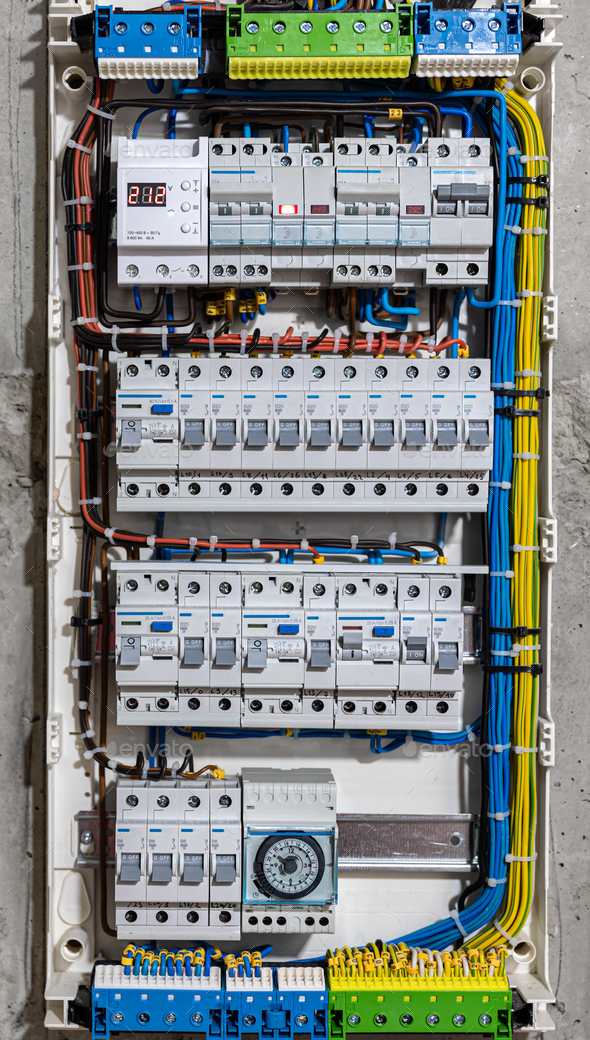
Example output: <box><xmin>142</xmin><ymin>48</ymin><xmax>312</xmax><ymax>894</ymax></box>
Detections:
<box><xmin>167</xmin><ymin>108</ymin><xmax>177</xmax><ymax>139</ymax></box>
<box><xmin>439</xmin><ymin>105</ymin><xmax>473</xmax><ymax>138</ymax></box>
<box><xmin>133</xmin><ymin>286</ymin><xmax>142</xmax><ymax>311</ymax></box>
<box><xmin>451</xmin><ymin>288</ymin><xmax>466</xmax><ymax>358</ymax></box>
<box><xmin>243</xmin><ymin>121</ymin><xmax>251</xmax><ymax>137</ymax></box>
<box><xmin>166</xmin><ymin>292</ymin><xmax>174</xmax><ymax>340</ymax></box>
<box><xmin>147</xmin><ymin>79</ymin><xmax>164</xmax><ymax>94</ymax></box>
<box><xmin>132</xmin><ymin>108</ymin><xmax>160</xmax><ymax>139</ymax></box>
<box><xmin>282</xmin><ymin>125</ymin><xmax>289</xmax><ymax>152</ymax></box>
<box><xmin>379</xmin><ymin>288</ymin><xmax>420</xmax><ymax>316</ymax></box>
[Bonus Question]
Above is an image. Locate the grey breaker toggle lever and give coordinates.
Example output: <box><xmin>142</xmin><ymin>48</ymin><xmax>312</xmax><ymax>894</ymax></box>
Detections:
<box><xmin>215</xmin><ymin>638</ymin><xmax>236</xmax><ymax>666</ymax></box>
<box><xmin>120</xmin><ymin>853</ymin><xmax>141</xmax><ymax>883</ymax></box>
<box><xmin>405</xmin><ymin>421</ymin><xmax>427</xmax><ymax>446</ymax></box>
<box><xmin>468</xmin><ymin>421</ymin><xmax>490</xmax><ymax>446</ymax></box>
<box><xmin>183</xmin><ymin>854</ymin><xmax>204</xmax><ymax>884</ymax></box>
<box><xmin>152</xmin><ymin>854</ymin><xmax>173</xmax><ymax>884</ymax></box>
<box><xmin>437</xmin><ymin>642</ymin><xmax>460</xmax><ymax>671</ymax></box>
<box><xmin>121</xmin><ymin>420</ymin><xmax>142</xmax><ymax>448</ymax></box>
<box><xmin>342</xmin><ymin>629</ymin><xmax>363</xmax><ymax>661</ymax></box>
<box><xmin>120</xmin><ymin>636</ymin><xmax>141</xmax><ymax>666</ymax></box>
<box><xmin>247</xmin><ymin>420</ymin><xmax>268</xmax><ymax>447</ymax></box>
<box><xmin>216</xmin><ymin>420</ymin><xmax>236</xmax><ymax>446</ymax></box>
<box><xmin>406</xmin><ymin>635</ymin><xmax>428</xmax><ymax>662</ymax></box>
<box><xmin>310</xmin><ymin>420</ymin><xmax>332</xmax><ymax>447</ymax></box>
<box><xmin>342</xmin><ymin>421</ymin><xmax>363</xmax><ymax>447</ymax></box>
<box><xmin>374</xmin><ymin>421</ymin><xmax>395</xmax><ymax>447</ymax></box>
<box><xmin>215</xmin><ymin>854</ymin><xmax>236</xmax><ymax>883</ymax></box>
<box><xmin>436</xmin><ymin>420</ymin><xmax>458</xmax><ymax>446</ymax></box>
<box><xmin>184</xmin><ymin>637</ymin><xmax>205</xmax><ymax>666</ymax></box>
<box><xmin>247</xmin><ymin>638</ymin><xmax>267</xmax><ymax>669</ymax></box>
<box><xmin>184</xmin><ymin>420</ymin><xmax>205</xmax><ymax>446</ymax></box>
<box><xmin>278</xmin><ymin>420</ymin><xmax>300</xmax><ymax>447</ymax></box>
<box><xmin>310</xmin><ymin>639</ymin><xmax>332</xmax><ymax>668</ymax></box>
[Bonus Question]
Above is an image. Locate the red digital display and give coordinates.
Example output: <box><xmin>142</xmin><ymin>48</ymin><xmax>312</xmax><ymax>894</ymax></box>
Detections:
<box><xmin>406</xmin><ymin>204</ymin><xmax>425</xmax><ymax>214</ymax></box>
<box><xmin>127</xmin><ymin>183</ymin><xmax>166</xmax><ymax>207</ymax></box>
<box><xmin>311</xmin><ymin>204</ymin><xmax>330</xmax><ymax>214</ymax></box>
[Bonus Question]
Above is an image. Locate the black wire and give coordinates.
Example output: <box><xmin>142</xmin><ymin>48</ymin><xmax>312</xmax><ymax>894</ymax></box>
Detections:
<box><xmin>309</xmin><ymin>328</ymin><xmax>329</xmax><ymax>349</ymax></box>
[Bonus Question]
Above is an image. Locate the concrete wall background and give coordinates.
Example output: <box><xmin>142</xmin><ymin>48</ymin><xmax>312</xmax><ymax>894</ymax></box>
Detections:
<box><xmin>0</xmin><ymin>1</ymin><xmax>585</xmax><ymax>1036</ymax></box>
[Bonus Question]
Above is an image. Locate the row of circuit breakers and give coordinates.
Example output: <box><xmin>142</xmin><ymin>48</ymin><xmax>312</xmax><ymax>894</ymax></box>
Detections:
<box><xmin>81</xmin><ymin>3</ymin><xmax>525</xmax><ymax>81</ymax></box>
<box><xmin>113</xmin><ymin>769</ymin><xmax>337</xmax><ymax>940</ymax></box>
<box><xmin>115</xmin><ymin>356</ymin><xmax>493</xmax><ymax>508</ymax></box>
<box><xmin>117</xmin><ymin>135</ymin><xmax>495</xmax><ymax>290</ymax></box>
<box><xmin>112</xmin><ymin>563</ymin><xmax>475</xmax><ymax>731</ymax></box>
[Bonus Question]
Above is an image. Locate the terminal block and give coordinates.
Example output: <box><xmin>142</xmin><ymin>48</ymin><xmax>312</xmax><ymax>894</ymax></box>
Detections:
<box><xmin>94</xmin><ymin>5</ymin><xmax>201</xmax><ymax>79</ymax></box>
<box><xmin>115</xmin><ymin>356</ymin><xmax>493</xmax><ymax>510</ymax></box>
<box><xmin>413</xmin><ymin>2</ymin><xmax>522</xmax><ymax>79</ymax></box>
<box><xmin>241</xmin><ymin>769</ymin><xmax>337</xmax><ymax>934</ymax></box>
<box><xmin>225</xmin><ymin>6</ymin><xmax>413</xmax><ymax>80</ymax></box>
<box><xmin>91</xmin><ymin>963</ymin><xmax>223</xmax><ymax>1038</ymax></box>
<box><xmin>114</xmin><ymin>776</ymin><xmax>241</xmax><ymax>940</ymax></box>
<box><xmin>113</xmin><ymin>562</ymin><xmax>473</xmax><ymax>731</ymax></box>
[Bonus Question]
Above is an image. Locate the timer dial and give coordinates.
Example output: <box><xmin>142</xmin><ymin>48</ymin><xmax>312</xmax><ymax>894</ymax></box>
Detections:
<box><xmin>253</xmin><ymin>834</ymin><xmax>325</xmax><ymax>900</ymax></box>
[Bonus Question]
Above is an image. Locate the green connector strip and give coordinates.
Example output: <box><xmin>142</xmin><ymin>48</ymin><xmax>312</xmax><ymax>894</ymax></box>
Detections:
<box><xmin>328</xmin><ymin>987</ymin><xmax>511</xmax><ymax>1039</ymax></box>
<box><xmin>226</xmin><ymin>5</ymin><xmax>413</xmax><ymax>80</ymax></box>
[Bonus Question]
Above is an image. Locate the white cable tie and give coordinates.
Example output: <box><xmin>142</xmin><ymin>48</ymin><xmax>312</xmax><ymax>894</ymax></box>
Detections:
<box><xmin>67</xmin><ymin>139</ymin><xmax>93</xmax><ymax>154</ymax></box>
<box><xmin>491</xmin><ymin>919</ymin><xmax>520</xmax><ymax>944</ymax></box>
<box><xmin>162</xmin><ymin>1</ymin><xmax>171</xmax><ymax>8</ymax></box>
<box><xmin>104</xmin><ymin>527</ymin><xmax>117</xmax><ymax>545</ymax></box>
<box><xmin>498</xmin><ymin>300</ymin><xmax>522</xmax><ymax>308</ymax></box>
<box><xmin>301</xmin><ymin>331</ymin><xmax>309</xmax><ymax>354</ymax></box>
<box><xmin>511</xmin><ymin>544</ymin><xmax>539</xmax><ymax>552</ymax></box>
<box><xmin>512</xmin><ymin>643</ymin><xmax>541</xmax><ymax>652</ymax></box>
<box><xmin>87</xmin><ymin>104</ymin><xmax>116</xmax><ymax>120</ymax></box>
<box><xmin>491</xmin><ymin>382</ymin><xmax>515</xmax><ymax>391</ymax></box>
<box><xmin>271</xmin><ymin>332</ymin><xmax>280</xmax><ymax>355</ymax></box>
<box><xmin>512</xmin><ymin>746</ymin><xmax>538</xmax><ymax>754</ymax></box>
<box><xmin>146</xmin><ymin>535</ymin><xmax>156</xmax><ymax>549</ymax></box>
<box><xmin>81</xmin><ymin>728</ymin><xmax>95</xmax><ymax>740</ymax></box>
<box><xmin>389</xmin><ymin>532</ymin><xmax>397</xmax><ymax>550</ymax></box>
<box><xmin>209</xmin><ymin>535</ymin><xmax>218</xmax><ymax>552</ymax></box>
<box><xmin>251</xmin><ymin>538</ymin><xmax>260</xmax><ymax>550</ymax></box>
<box><xmin>333</xmin><ymin>332</ymin><xmax>341</xmax><ymax>355</ymax></box>
<box><xmin>77</xmin><ymin>432</ymin><xmax>96</xmax><ymax>441</ymax></box>
<box><xmin>504</xmin><ymin>224</ymin><xmax>522</xmax><ymax>235</ymax></box>
<box><xmin>449</xmin><ymin>908</ymin><xmax>468</xmax><ymax>938</ymax></box>
<box><xmin>111</xmin><ymin>325</ymin><xmax>121</xmax><ymax>352</ymax></box>
<box><xmin>76</xmin><ymin>363</ymin><xmax>98</xmax><ymax>372</ymax></box>
<box><xmin>300</xmin><ymin>538</ymin><xmax>309</xmax><ymax>552</ymax></box>
<box><xmin>466</xmin><ymin>722</ymin><xmax>476</xmax><ymax>743</ymax></box>
<box><xmin>519</xmin><ymin>154</ymin><xmax>548</xmax><ymax>164</ymax></box>
<box><xmin>350</xmin><ymin>535</ymin><xmax>359</xmax><ymax>551</ymax></box>
<box><xmin>515</xmin><ymin>370</ymin><xmax>542</xmax><ymax>378</ymax></box>
<box><xmin>493</xmin><ymin>742</ymin><xmax>511</xmax><ymax>753</ymax></box>
<box><xmin>532</xmin><ymin>226</ymin><xmax>548</xmax><ymax>235</ymax></box>
<box><xmin>83</xmin><ymin>746</ymin><xmax>108</xmax><ymax>760</ymax></box>
<box><xmin>512</xmin><ymin>452</ymin><xmax>540</xmax><ymax>461</ymax></box>
<box><xmin>72</xmin><ymin>659</ymin><xmax>92</xmax><ymax>668</ymax></box>
<box><xmin>189</xmin><ymin>537</ymin><xmax>198</xmax><ymax>552</ymax></box>
<box><xmin>487</xmin><ymin>877</ymin><xmax>508</xmax><ymax>888</ymax></box>
<box><xmin>207</xmin><ymin>329</ymin><xmax>215</xmax><ymax>353</ymax></box>
<box><xmin>64</xmin><ymin>197</ymin><xmax>94</xmax><ymax>207</ymax></box>
<box><xmin>161</xmin><ymin>326</ymin><xmax>168</xmax><ymax>354</ymax></box>
<box><xmin>108</xmin><ymin>759</ymin><xmax>119</xmax><ymax>771</ymax></box>
<box><xmin>488</xmin><ymin>809</ymin><xmax>511</xmax><ymax>820</ymax></box>
<box><xmin>240</xmin><ymin>330</ymin><xmax>248</xmax><ymax>354</ymax></box>
<box><xmin>398</xmin><ymin>334</ymin><xmax>407</xmax><ymax>355</ymax></box>
<box><xmin>490</xmin><ymin>481</ymin><xmax>512</xmax><ymax>490</ymax></box>
<box><xmin>516</xmin><ymin>290</ymin><xmax>543</xmax><ymax>298</ymax></box>
<box><xmin>500</xmin><ymin>79</ymin><xmax>514</xmax><ymax>94</ymax></box>
<box><xmin>170</xmin><ymin>766</ymin><xmax>178</xmax><ymax>779</ymax></box>
<box><xmin>365</xmin><ymin>331</ymin><xmax>374</xmax><ymax>354</ymax></box>
<box><xmin>77</xmin><ymin>700</ymin><xmax>89</xmax><ymax>710</ymax></box>
<box><xmin>490</xmin><ymin>570</ymin><xmax>514</xmax><ymax>578</ymax></box>
<box><xmin>507</xmin><ymin>147</ymin><xmax>521</xmax><ymax>157</ymax></box>
<box><xmin>74</xmin><ymin>590</ymin><xmax>93</xmax><ymax>598</ymax></box>
<box><xmin>78</xmin><ymin>498</ymin><xmax>101</xmax><ymax>505</ymax></box>
<box><xmin>505</xmin><ymin>852</ymin><xmax>537</xmax><ymax>862</ymax></box>
<box><xmin>71</xmin><ymin>317</ymin><xmax>98</xmax><ymax>327</ymax></box>
<box><xmin>142</xmin><ymin>764</ymin><xmax>149</xmax><ymax>779</ymax></box>
<box><xmin>67</xmin><ymin>262</ymin><xmax>95</xmax><ymax>272</ymax></box>
<box><xmin>491</xmin><ymin>648</ymin><xmax>520</xmax><ymax>657</ymax></box>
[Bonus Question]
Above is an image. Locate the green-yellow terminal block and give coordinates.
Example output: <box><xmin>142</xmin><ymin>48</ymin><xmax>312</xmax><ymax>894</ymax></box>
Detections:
<box><xmin>226</xmin><ymin>5</ymin><xmax>413</xmax><ymax>80</ymax></box>
<box><xmin>327</xmin><ymin>983</ymin><xmax>511</xmax><ymax>1039</ymax></box>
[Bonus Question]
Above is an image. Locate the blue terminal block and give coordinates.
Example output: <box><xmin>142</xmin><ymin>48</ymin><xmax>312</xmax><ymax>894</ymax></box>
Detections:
<box><xmin>91</xmin><ymin>962</ymin><xmax>223</xmax><ymax>1039</ymax></box>
<box><xmin>95</xmin><ymin>5</ymin><xmax>201</xmax><ymax>80</ymax></box>
<box><xmin>225</xmin><ymin>967</ymin><xmax>329</xmax><ymax>1040</ymax></box>
<box><xmin>413</xmin><ymin>2</ymin><xmax>522</xmax><ymax>79</ymax></box>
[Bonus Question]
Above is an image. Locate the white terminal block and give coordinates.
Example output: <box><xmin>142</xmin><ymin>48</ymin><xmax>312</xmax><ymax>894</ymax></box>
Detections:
<box><xmin>113</xmin><ymin>564</ymin><xmax>471</xmax><ymax>732</ymax></box>
<box><xmin>116</xmin><ymin>137</ymin><xmax>209</xmax><ymax>287</ymax></box>
<box><xmin>241</xmin><ymin>768</ymin><xmax>337</xmax><ymax>934</ymax></box>
<box><xmin>115</xmin><ymin>357</ymin><xmax>492</xmax><ymax>512</ymax></box>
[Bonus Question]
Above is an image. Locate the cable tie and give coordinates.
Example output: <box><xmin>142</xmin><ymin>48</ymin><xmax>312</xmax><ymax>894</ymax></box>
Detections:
<box><xmin>170</xmin><ymin>766</ymin><xmax>178</xmax><ymax>779</ymax></box>
<box><xmin>81</xmin><ymin>728</ymin><xmax>95</xmax><ymax>740</ymax></box>
<box><xmin>492</xmin><ymin>742</ymin><xmax>511</xmax><ymax>753</ymax></box>
<box><xmin>532</xmin><ymin>226</ymin><xmax>548</xmax><ymax>235</ymax></box>
<box><xmin>487</xmin><ymin>877</ymin><xmax>508</xmax><ymax>888</ymax></box>
<box><xmin>67</xmin><ymin>262</ymin><xmax>95</xmax><ymax>273</ymax></box>
<box><xmin>67</xmin><ymin>139</ymin><xmax>93</xmax><ymax>154</ymax></box>
<box><xmin>507</xmin><ymin>147</ymin><xmax>521</xmax><ymax>157</ymax></box>
<box><xmin>490</xmin><ymin>570</ymin><xmax>514</xmax><ymax>578</ymax></box>
<box><xmin>389</xmin><ymin>532</ymin><xmax>397</xmax><ymax>550</ymax></box>
<box><xmin>76</xmin><ymin>363</ymin><xmax>98</xmax><ymax>372</ymax></box>
<box><xmin>515</xmin><ymin>370</ymin><xmax>542</xmax><ymax>378</ymax></box>
<box><xmin>78</xmin><ymin>498</ymin><xmax>101</xmax><ymax>505</ymax></box>
<box><xmin>162</xmin><ymin>1</ymin><xmax>171</xmax><ymax>8</ymax></box>
<box><xmin>189</xmin><ymin>537</ymin><xmax>198</xmax><ymax>552</ymax></box>
<box><xmin>206</xmin><ymin>329</ymin><xmax>215</xmax><ymax>353</ymax></box>
<box><xmin>77</xmin><ymin>432</ymin><xmax>96</xmax><ymax>440</ymax></box>
<box><xmin>240</xmin><ymin>330</ymin><xmax>248</xmax><ymax>354</ymax></box>
<box><xmin>111</xmin><ymin>325</ymin><xmax>122</xmax><ymax>352</ymax></box>
<box><xmin>271</xmin><ymin>332</ymin><xmax>279</xmax><ymax>354</ymax></box>
<box><xmin>512</xmin><ymin>643</ymin><xmax>541</xmax><ymax>652</ymax></box>
<box><xmin>490</xmin><ymin>481</ymin><xmax>512</xmax><ymax>490</ymax></box>
<box><xmin>500</xmin><ymin>79</ymin><xmax>514</xmax><ymax>94</ymax></box>
<box><xmin>146</xmin><ymin>535</ymin><xmax>156</xmax><ymax>549</ymax></box>
<box><xmin>141</xmin><ymin>764</ymin><xmax>149</xmax><ymax>779</ymax></box>
<box><xmin>491</xmin><ymin>382</ymin><xmax>515</xmax><ymax>391</ymax></box>
<box><xmin>251</xmin><ymin>538</ymin><xmax>260</xmax><ymax>550</ymax></box>
<box><xmin>350</xmin><ymin>535</ymin><xmax>359</xmax><ymax>551</ymax></box>
<box><xmin>209</xmin><ymin>535</ymin><xmax>218</xmax><ymax>552</ymax></box>
<box><xmin>108</xmin><ymin>759</ymin><xmax>119</xmax><ymax>771</ymax></box>
<box><xmin>512</xmin><ymin>746</ymin><xmax>538</xmax><ymax>754</ymax></box>
<box><xmin>64</xmin><ymin>197</ymin><xmax>94</xmax><ymax>207</ymax></box>
<box><xmin>104</xmin><ymin>527</ymin><xmax>117</xmax><ymax>545</ymax></box>
<box><xmin>301</xmin><ymin>331</ymin><xmax>309</xmax><ymax>354</ymax></box>
<box><xmin>488</xmin><ymin>809</ymin><xmax>511</xmax><ymax>820</ymax></box>
<box><xmin>300</xmin><ymin>538</ymin><xmax>309</xmax><ymax>551</ymax></box>
<box><xmin>333</xmin><ymin>332</ymin><xmax>341</xmax><ymax>355</ymax></box>
<box><xmin>74</xmin><ymin>590</ymin><xmax>93</xmax><ymax>598</ymax></box>
<box><xmin>511</xmin><ymin>544</ymin><xmax>539</xmax><ymax>552</ymax></box>
<box><xmin>519</xmin><ymin>154</ymin><xmax>548</xmax><ymax>163</ymax></box>
<box><xmin>71</xmin><ymin>317</ymin><xmax>98</xmax><ymax>327</ymax></box>
<box><xmin>493</xmin><ymin>923</ymin><xmax>522</xmax><ymax>948</ymax></box>
<box><xmin>490</xmin><ymin>648</ymin><xmax>520</xmax><ymax>657</ymax></box>
<box><xmin>87</xmin><ymin>104</ymin><xmax>116</xmax><ymax>120</ymax></box>
<box><xmin>498</xmin><ymin>300</ymin><xmax>522</xmax><ymax>308</ymax></box>
<box><xmin>504</xmin><ymin>224</ymin><xmax>522</xmax><ymax>235</ymax></box>
<box><xmin>365</xmin><ymin>331</ymin><xmax>374</xmax><ymax>355</ymax></box>
<box><xmin>398</xmin><ymin>334</ymin><xmax>407</xmax><ymax>355</ymax></box>
<box><xmin>465</xmin><ymin>722</ymin><xmax>476</xmax><ymax>743</ymax></box>
<box><xmin>512</xmin><ymin>452</ymin><xmax>540</xmax><ymax>460</ymax></box>
<box><xmin>78</xmin><ymin>700</ymin><xmax>89</xmax><ymax>710</ymax></box>
<box><xmin>516</xmin><ymin>290</ymin><xmax>543</xmax><ymax>298</ymax></box>
<box><xmin>505</xmin><ymin>853</ymin><xmax>537</xmax><ymax>862</ymax></box>
<box><xmin>449</xmin><ymin>909</ymin><xmax>468</xmax><ymax>939</ymax></box>
<box><xmin>72</xmin><ymin>659</ymin><xmax>92</xmax><ymax>668</ymax></box>
<box><xmin>161</xmin><ymin>326</ymin><xmax>168</xmax><ymax>354</ymax></box>
<box><xmin>83</xmin><ymin>746</ymin><xmax>108</xmax><ymax>759</ymax></box>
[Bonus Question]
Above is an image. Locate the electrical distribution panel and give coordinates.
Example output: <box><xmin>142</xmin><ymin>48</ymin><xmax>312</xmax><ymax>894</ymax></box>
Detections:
<box><xmin>46</xmin><ymin>0</ymin><xmax>559</xmax><ymax>1035</ymax></box>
